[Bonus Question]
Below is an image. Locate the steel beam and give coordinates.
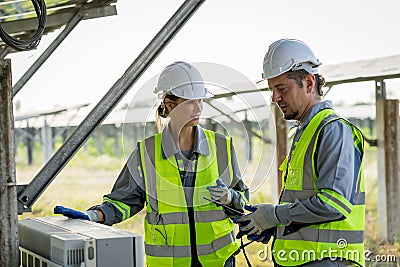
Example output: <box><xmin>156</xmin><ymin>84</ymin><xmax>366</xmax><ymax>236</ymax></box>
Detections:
<box><xmin>18</xmin><ymin>0</ymin><xmax>206</xmax><ymax>211</ymax></box>
<box><xmin>13</xmin><ymin>11</ymin><xmax>84</xmax><ymax>96</ymax></box>
<box><xmin>0</xmin><ymin>48</ymin><xmax>10</xmax><ymax>59</ymax></box>
<box><xmin>0</xmin><ymin>6</ymin><xmax>117</xmax><ymax>39</ymax></box>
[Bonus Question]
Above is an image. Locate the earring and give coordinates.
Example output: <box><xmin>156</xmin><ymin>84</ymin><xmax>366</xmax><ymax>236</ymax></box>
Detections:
<box><xmin>161</xmin><ymin>101</ymin><xmax>167</xmax><ymax>117</ymax></box>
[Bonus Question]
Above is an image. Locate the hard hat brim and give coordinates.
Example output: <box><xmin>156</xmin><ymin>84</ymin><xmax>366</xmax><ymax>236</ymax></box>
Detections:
<box><xmin>168</xmin><ymin>88</ymin><xmax>214</xmax><ymax>100</ymax></box>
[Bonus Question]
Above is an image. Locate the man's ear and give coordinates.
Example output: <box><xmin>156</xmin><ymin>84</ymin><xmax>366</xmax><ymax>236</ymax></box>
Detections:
<box><xmin>164</xmin><ymin>99</ymin><xmax>176</xmax><ymax>113</ymax></box>
<box><xmin>304</xmin><ymin>74</ymin><xmax>316</xmax><ymax>94</ymax></box>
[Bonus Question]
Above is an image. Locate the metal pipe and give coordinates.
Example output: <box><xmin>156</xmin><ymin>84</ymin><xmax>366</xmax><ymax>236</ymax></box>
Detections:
<box><xmin>13</xmin><ymin>11</ymin><xmax>83</xmax><ymax>96</ymax></box>
<box><xmin>18</xmin><ymin>0</ymin><xmax>206</xmax><ymax>210</ymax></box>
<box><xmin>0</xmin><ymin>48</ymin><xmax>9</xmax><ymax>59</ymax></box>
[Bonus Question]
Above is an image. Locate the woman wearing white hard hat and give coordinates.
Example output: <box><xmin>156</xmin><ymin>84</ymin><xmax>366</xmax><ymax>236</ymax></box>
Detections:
<box><xmin>57</xmin><ymin>61</ymin><xmax>249</xmax><ymax>267</ymax></box>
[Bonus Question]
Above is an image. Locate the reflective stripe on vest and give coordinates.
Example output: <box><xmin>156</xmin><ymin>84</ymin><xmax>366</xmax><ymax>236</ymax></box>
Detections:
<box><xmin>274</xmin><ymin>108</ymin><xmax>366</xmax><ymax>267</ymax></box>
<box><xmin>146</xmin><ymin>230</ymin><xmax>236</xmax><ymax>257</ymax></box>
<box><xmin>281</xmin><ymin>190</ymin><xmax>366</xmax><ymax>205</ymax></box>
<box><xmin>140</xmin><ymin>129</ymin><xmax>239</xmax><ymax>267</ymax></box>
<box><xmin>145</xmin><ymin>209</ymin><xmax>228</xmax><ymax>224</ymax></box>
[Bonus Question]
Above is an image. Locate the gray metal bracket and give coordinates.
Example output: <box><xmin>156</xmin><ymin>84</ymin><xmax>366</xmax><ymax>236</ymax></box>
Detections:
<box><xmin>17</xmin><ymin>0</ymin><xmax>206</xmax><ymax>213</ymax></box>
<box><xmin>17</xmin><ymin>184</ymin><xmax>31</xmax><ymax>214</ymax></box>
<box><xmin>375</xmin><ymin>79</ymin><xmax>386</xmax><ymax>100</ymax></box>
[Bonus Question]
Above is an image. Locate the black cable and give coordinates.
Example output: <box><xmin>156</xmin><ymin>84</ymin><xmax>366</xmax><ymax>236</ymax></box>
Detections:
<box><xmin>0</xmin><ymin>0</ymin><xmax>47</xmax><ymax>51</ymax></box>
<box><xmin>240</xmin><ymin>237</ymin><xmax>253</xmax><ymax>267</ymax></box>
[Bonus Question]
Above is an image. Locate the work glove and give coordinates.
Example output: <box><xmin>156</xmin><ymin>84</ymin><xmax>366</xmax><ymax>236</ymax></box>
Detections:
<box><xmin>247</xmin><ymin>228</ymin><xmax>274</xmax><ymax>244</ymax></box>
<box><xmin>233</xmin><ymin>209</ymin><xmax>274</xmax><ymax>244</ymax></box>
<box><xmin>234</xmin><ymin>204</ymin><xmax>279</xmax><ymax>236</ymax></box>
<box><xmin>54</xmin><ymin>206</ymin><xmax>99</xmax><ymax>222</ymax></box>
<box><xmin>206</xmin><ymin>178</ymin><xmax>233</xmax><ymax>205</ymax></box>
<box><xmin>234</xmin><ymin>217</ymin><xmax>252</xmax><ymax>239</ymax></box>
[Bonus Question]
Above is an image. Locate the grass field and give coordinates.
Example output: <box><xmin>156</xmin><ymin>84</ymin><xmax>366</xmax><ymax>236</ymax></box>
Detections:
<box><xmin>16</xmin><ymin>142</ymin><xmax>399</xmax><ymax>266</ymax></box>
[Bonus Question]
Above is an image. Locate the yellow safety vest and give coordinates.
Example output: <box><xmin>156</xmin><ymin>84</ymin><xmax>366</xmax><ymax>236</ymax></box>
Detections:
<box><xmin>274</xmin><ymin>109</ymin><xmax>365</xmax><ymax>266</ymax></box>
<box><xmin>140</xmin><ymin>129</ymin><xmax>240</xmax><ymax>267</ymax></box>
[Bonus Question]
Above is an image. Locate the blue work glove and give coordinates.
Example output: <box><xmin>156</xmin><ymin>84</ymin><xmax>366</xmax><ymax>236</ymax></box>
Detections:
<box><xmin>234</xmin><ymin>217</ymin><xmax>274</xmax><ymax>243</ymax></box>
<box><xmin>54</xmin><ymin>206</ymin><xmax>98</xmax><ymax>222</ymax></box>
<box><xmin>206</xmin><ymin>178</ymin><xmax>233</xmax><ymax>205</ymax></box>
<box><xmin>234</xmin><ymin>219</ymin><xmax>252</xmax><ymax>239</ymax></box>
<box><xmin>234</xmin><ymin>204</ymin><xmax>279</xmax><ymax>236</ymax></box>
<box><xmin>233</xmin><ymin>205</ymin><xmax>256</xmax><ymax>239</ymax></box>
<box><xmin>247</xmin><ymin>228</ymin><xmax>274</xmax><ymax>244</ymax></box>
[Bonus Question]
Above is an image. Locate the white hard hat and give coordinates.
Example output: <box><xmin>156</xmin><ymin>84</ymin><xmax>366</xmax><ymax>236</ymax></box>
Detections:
<box><xmin>263</xmin><ymin>38</ymin><xmax>322</xmax><ymax>80</ymax></box>
<box><xmin>154</xmin><ymin>61</ymin><xmax>213</xmax><ymax>99</ymax></box>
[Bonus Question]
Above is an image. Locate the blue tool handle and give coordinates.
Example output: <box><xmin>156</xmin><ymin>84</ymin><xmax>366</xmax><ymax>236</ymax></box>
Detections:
<box><xmin>54</xmin><ymin>206</ymin><xmax>89</xmax><ymax>220</ymax></box>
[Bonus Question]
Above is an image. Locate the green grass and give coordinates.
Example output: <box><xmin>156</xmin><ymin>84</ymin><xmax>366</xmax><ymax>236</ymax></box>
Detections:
<box><xmin>16</xmin><ymin>144</ymin><xmax>399</xmax><ymax>266</ymax></box>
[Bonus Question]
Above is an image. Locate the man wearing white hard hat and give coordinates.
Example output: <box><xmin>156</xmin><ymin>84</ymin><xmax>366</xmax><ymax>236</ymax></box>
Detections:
<box><xmin>235</xmin><ymin>39</ymin><xmax>365</xmax><ymax>266</ymax></box>
<box><xmin>56</xmin><ymin>61</ymin><xmax>249</xmax><ymax>267</ymax></box>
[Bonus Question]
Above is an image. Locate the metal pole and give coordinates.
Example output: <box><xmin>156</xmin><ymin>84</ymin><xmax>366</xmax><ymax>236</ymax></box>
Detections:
<box><xmin>376</xmin><ymin>78</ymin><xmax>400</xmax><ymax>241</ymax></box>
<box><xmin>0</xmin><ymin>59</ymin><xmax>19</xmax><ymax>267</ymax></box>
<box><xmin>0</xmin><ymin>48</ymin><xmax>10</xmax><ymax>59</ymax></box>
<box><xmin>18</xmin><ymin>0</ymin><xmax>206</xmax><ymax>210</ymax></box>
<box><xmin>376</xmin><ymin>79</ymin><xmax>388</xmax><ymax>240</ymax></box>
<box><xmin>383</xmin><ymin>99</ymin><xmax>400</xmax><ymax>242</ymax></box>
<box><xmin>273</xmin><ymin>104</ymin><xmax>287</xmax><ymax>199</ymax></box>
<box><xmin>41</xmin><ymin>119</ymin><xmax>53</xmax><ymax>163</ymax></box>
<box><xmin>12</xmin><ymin>11</ymin><xmax>84</xmax><ymax>96</ymax></box>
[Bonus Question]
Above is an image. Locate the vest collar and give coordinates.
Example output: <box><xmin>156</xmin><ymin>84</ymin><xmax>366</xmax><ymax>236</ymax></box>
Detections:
<box><xmin>161</xmin><ymin>124</ymin><xmax>210</xmax><ymax>159</ymax></box>
<box><xmin>297</xmin><ymin>100</ymin><xmax>333</xmax><ymax>130</ymax></box>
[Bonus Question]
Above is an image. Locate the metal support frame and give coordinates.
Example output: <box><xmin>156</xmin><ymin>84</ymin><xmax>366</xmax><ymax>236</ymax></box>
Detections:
<box><xmin>376</xmin><ymin>79</ymin><xmax>400</xmax><ymax>241</ymax></box>
<box><xmin>114</xmin><ymin>125</ymin><xmax>121</xmax><ymax>155</ymax></box>
<box><xmin>383</xmin><ymin>99</ymin><xmax>400</xmax><ymax>241</ymax></box>
<box><xmin>16</xmin><ymin>125</ymin><xmax>36</xmax><ymax>165</ymax></box>
<box><xmin>206</xmin><ymin>100</ymin><xmax>272</xmax><ymax>144</ymax></box>
<box><xmin>13</xmin><ymin>11</ymin><xmax>84</xmax><ymax>96</ymax></box>
<box><xmin>41</xmin><ymin>119</ymin><xmax>53</xmax><ymax>163</ymax></box>
<box><xmin>17</xmin><ymin>0</ymin><xmax>206</xmax><ymax>212</ymax></box>
<box><xmin>1</xmin><ymin>5</ymin><xmax>117</xmax><ymax>56</ymax></box>
<box><xmin>375</xmin><ymin>79</ymin><xmax>386</xmax><ymax>100</ymax></box>
<box><xmin>243</xmin><ymin>114</ymin><xmax>253</xmax><ymax>161</ymax></box>
<box><xmin>376</xmin><ymin>79</ymin><xmax>387</xmax><ymax>240</ymax></box>
<box><xmin>272</xmin><ymin>104</ymin><xmax>287</xmax><ymax>202</ymax></box>
<box><xmin>0</xmin><ymin>48</ymin><xmax>10</xmax><ymax>59</ymax></box>
<box><xmin>15</xmin><ymin>127</ymin><xmax>36</xmax><ymax>141</ymax></box>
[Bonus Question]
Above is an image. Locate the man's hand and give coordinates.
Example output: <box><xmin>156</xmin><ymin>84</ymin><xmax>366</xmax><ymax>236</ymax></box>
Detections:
<box><xmin>54</xmin><ymin>206</ymin><xmax>99</xmax><ymax>222</ymax></box>
<box><xmin>234</xmin><ymin>204</ymin><xmax>279</xmax><ymax>235</ymax></box>
<box><xmin>247</xmin><ymin>228</ymin><xmax>274</xmax><ymax>244</ymax></box>
<box><xmin>207</xmin><ymin>178</ymin><xmax>233</xmax><ymax>205</ymax></box>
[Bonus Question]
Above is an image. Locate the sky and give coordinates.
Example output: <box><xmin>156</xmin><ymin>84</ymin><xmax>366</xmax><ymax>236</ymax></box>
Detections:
<box><xmin>9</xmin><ymin>0</ymin><xmax>400</xmax><ymax>112</ymax></box>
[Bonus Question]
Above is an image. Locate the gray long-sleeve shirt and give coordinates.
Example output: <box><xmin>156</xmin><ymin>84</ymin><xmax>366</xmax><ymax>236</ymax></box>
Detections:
<box><xmin>91</xmin><ymin>125</ymin><xmax>249</xmax><ymax>226</ymax></box>
<box><xmin>275</xmin><ymin>100</ymin><xmax>362</xmax><ymax>225</ymax></box>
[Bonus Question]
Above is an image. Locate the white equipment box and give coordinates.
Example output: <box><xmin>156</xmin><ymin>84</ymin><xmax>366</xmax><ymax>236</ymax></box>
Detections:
<box><xmin>19</xmin><ymin>217</ymin><xmax>144</xmax><ymax>267</ymax></box>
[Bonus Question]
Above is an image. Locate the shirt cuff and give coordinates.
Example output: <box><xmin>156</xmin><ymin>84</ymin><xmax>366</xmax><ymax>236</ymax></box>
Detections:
<box><xmin>275</xmin><ymin>203</ymin><xmax>292</xmax><ymax>226</ymax></box>
<box><xmin>88</xmin><ymin>202</ymin><xmax>118</xmax><ymax>226</ymax></box>
<box><xmin>224</xmin><ymin>190</ymin><xmax>245</xmax><ymax>218</ymax></box>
